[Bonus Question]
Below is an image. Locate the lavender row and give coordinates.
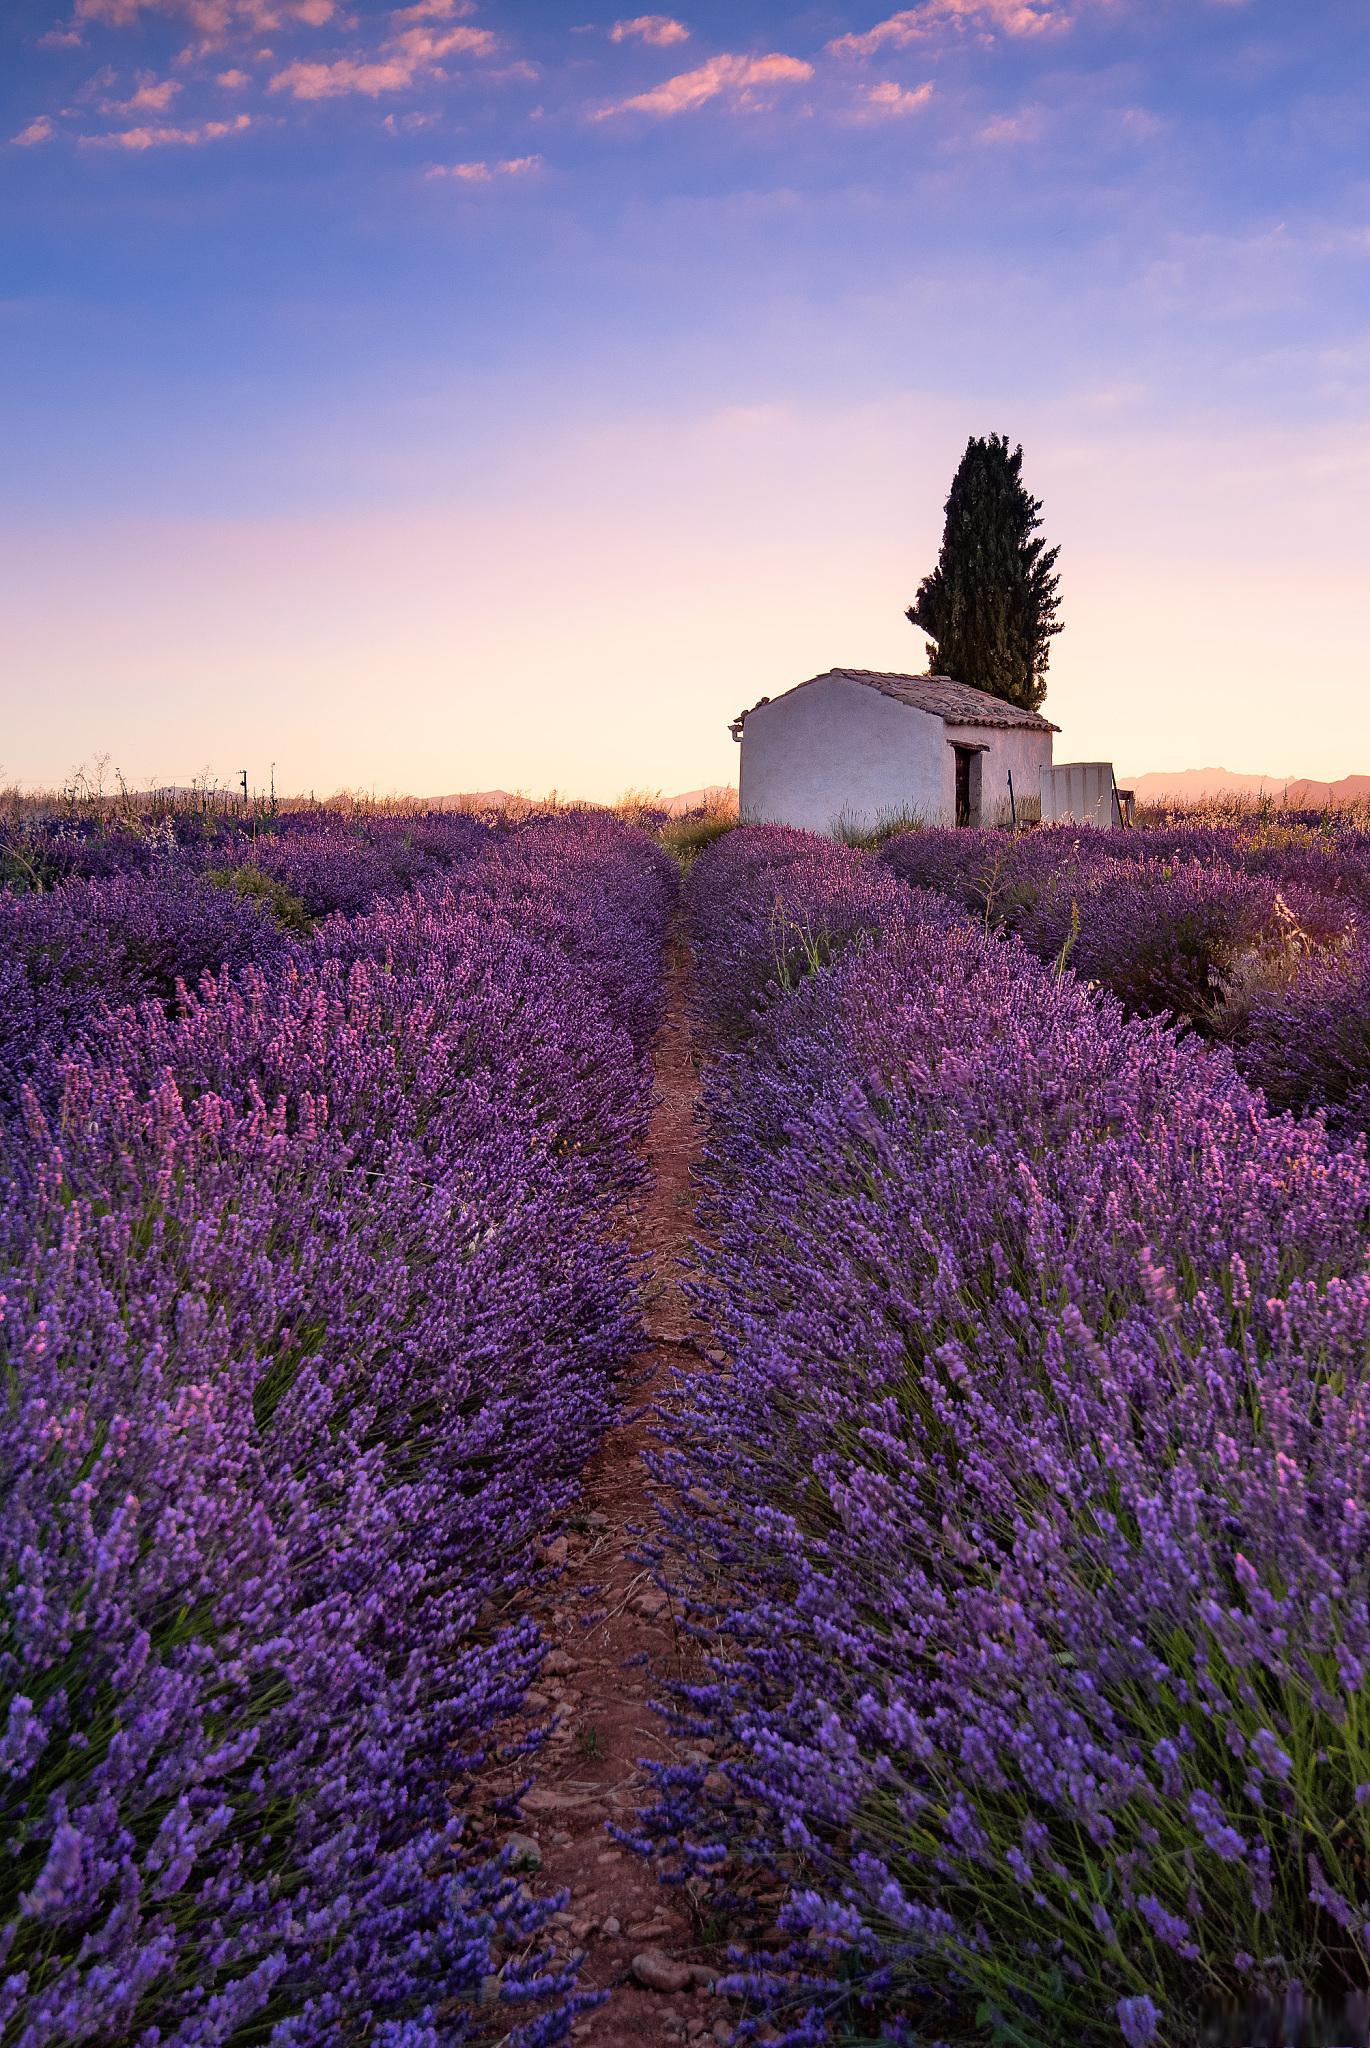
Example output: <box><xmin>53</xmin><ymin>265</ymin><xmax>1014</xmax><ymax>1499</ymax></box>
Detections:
<box><xmin>880</xmin><ymin>818</ymin><xmax>1370</xmax><ymax>922</ymax></box>
<box><xmin>0</xmin><ymin>815</ymin><xmax>674</xmax><ymax>2046</ymax></box>
<box><xmin>0</xmin><ymin>813</ymin><xmax>497</xmax><ymax>1125</ymax></box>
<box><xmin>0</xmin><ymin>807</ymin><xmax>493</xmax><ymax>898</ymax></box>
<box><xmin>684</xmin><ymin>823</ymin><xmax>955</xmax><ymax>1047</ymax></box>
<box><xmin>646</xmin><ymin>825</ymin><xmax>1370</xmax><ymax>2045</ymax></box>
<box><xmin>879</xmin><ymin>823</ymin><xmax>1370</xmax><ymax>1133</ymax></box>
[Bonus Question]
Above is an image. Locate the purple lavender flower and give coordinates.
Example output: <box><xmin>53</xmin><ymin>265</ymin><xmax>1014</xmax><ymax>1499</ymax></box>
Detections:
<box><xmin>1239</xmin><ymin>935</ymin><xmax>1370</xmax><ymax>1135</ymax></box>
<box><xmin>1117</xmin><ymin>1993</ymin><xmax>1161</xmax><ymax>2045</ymax></box>
<box><xmin>1</xmin><ymin>811</ymin><xmax>671</xmax><ymax>2043</ymax></box>
<box><xmin>644</xmin><ymin>823</ymin><xmax>1370</xmax><ymax>2045</ymax></box>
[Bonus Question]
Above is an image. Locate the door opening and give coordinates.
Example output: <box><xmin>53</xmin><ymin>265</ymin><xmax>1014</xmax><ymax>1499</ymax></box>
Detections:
<box><xmin>953</xmin><ymin>745</ymin><xmax>982</xmax><ymax>828</ymax></box>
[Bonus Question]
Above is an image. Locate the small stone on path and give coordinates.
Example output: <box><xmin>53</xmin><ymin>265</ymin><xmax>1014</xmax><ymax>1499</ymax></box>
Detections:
<box><xmin>631</xmin><ymin>1951</ymin><xmax>693</xmax><ymax>1995</ymax></box>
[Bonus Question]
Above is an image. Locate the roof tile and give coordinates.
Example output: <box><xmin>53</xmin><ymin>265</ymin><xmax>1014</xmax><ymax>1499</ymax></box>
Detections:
<box><xmin>734</xmin><ymin>668</ymin><xmax>1059</xmax><ymax>736</ymax></box>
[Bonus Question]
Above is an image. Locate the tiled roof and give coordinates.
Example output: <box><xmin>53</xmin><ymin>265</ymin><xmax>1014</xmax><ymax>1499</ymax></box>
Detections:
<box><xmin>732</xmin><ymin>668</ymin><xmax>1059</xmax><ymax>737</ymax></box>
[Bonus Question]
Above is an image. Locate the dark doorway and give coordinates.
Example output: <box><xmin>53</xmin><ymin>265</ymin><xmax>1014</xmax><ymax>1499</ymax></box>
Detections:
<box><xmin>953</xmin><ymin>745</ymin><xmax>980</xmax><ymax>828</ymax></box>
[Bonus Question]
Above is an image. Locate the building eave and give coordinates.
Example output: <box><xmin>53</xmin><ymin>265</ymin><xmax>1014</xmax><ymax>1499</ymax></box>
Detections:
<box><xmin>729</xmin><ymin>668</ymin><xmax>1058</xmax><ymax>739</ymax></box>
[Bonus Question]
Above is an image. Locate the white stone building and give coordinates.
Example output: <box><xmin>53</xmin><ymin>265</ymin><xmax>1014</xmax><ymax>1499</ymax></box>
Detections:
<box><xmin>731</xmin><ymin>668</ymin><xmax>1059</xmax><ymax>835</ymax></box>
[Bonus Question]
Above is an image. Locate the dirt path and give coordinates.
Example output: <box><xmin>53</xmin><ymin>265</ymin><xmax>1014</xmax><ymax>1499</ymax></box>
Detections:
<box><xmin>493</xmin><ymin>927</ymin><xmax>738</xmax><ymax>2046</ymax></box>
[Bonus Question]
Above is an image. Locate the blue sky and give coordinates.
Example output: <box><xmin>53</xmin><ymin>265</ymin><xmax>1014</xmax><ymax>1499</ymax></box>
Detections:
<box><xmin>3</xmin><ymin>0</ymin><xmax>1368</xmax><ymax>797</ymax></box>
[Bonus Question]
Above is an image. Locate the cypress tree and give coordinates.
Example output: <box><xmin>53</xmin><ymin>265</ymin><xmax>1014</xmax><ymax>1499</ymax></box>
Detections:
<box><xmin>907</xmin><ymin>433</ymin><xmax>1062</xmax><ymax>713</ymax></box>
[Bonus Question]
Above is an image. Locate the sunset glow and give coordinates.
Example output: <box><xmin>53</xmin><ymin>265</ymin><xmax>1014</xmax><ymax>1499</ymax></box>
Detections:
<box><xmin>3</xmin><ymin>0</ymin><xmax>1368</xmax><ymax>796</ymax></box>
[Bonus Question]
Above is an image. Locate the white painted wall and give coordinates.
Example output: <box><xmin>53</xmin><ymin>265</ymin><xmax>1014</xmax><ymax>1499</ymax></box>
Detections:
<box><xmin>739</xmin><ymin>676</ymin><xmax>949</xmax><ymax>833</ymax></box>
<box><xmin>738</xmin><ymin>675</ymin><xmax>1055</xmax><ymax>833</ymax></box>
<box><xmin>945</xmin><ymin>722</ymin><xmax>1055</xmax><ymax>827</ymax></box>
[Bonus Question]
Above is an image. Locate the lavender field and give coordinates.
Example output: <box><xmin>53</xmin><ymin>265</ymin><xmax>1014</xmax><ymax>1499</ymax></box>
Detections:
<box><xmin>0</xmin><ymin>803</ymin><xmax>675</xmax><ymax>2044</ymax></box>
<box><xmin>3</xmin><ymin>801</ymin><xmax>1370</xmax><ymax>2046</ymax></box>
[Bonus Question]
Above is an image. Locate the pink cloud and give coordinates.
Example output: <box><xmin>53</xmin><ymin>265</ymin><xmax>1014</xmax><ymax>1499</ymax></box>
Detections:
<box><xmin>83</xmin><ymin>109</ymin><xmax>252</xmax><ymax>144</ymax></box>
<box><xmin>269</xmin><ymin>53</ymin><xmax>414</xmax><ymax>96</ymax></box>
<box><xmin>11</xmin><ymin>115</ymin><xmax>57</xmax><ymax>145</ymax></box>
<box><xmin>978</xmin><ymin>103</ymin><xmax>1046</xmax><ymax>140</ymax></box>
<box><xmin>596</xmin><ymin>50</ymin><xmax>813</xmax><ymax>119</ymax></box>
<box><xmin>216</xmin><ymin>66</ymin><xmax>251</xmax><ymax>84</ymax></box>
<box><xmin>107</xmin><ymin>74</ymin><xmax>181</xmax><ymax>113</ymax></box>
<box><xmin>858</xmin><ymin>77</ymin><xmax>934</xmax><ymax>114</ymax></box>
<box><xmin>827</xmin><ymin>0</ymin><xmax>1070</xmax><ymax>56</ymax></box>
<box><xmin>609</xmin><ymin>14</ymin><xmax>689</xmax><ymax>45</ymax></box>
<box><xmin>72</xmin><ymin>0</ymin><xmax>159</xmax><ymax>22</ymax></box>
<box><xmin>427</xmin><ymin>152</ymin><xmax>542</xmax><ymax>180</ymax></box>
<box><xmin>72</xmin><ymin>0</ymin><xmax>336</xmax><ymax>40</ymax></box>
<box><xmin>72</xmin><ymin>62</ymin><xmax>118</xmax><ymax>98</ymax></box>
<box><xmin>390</xmin><ymin>0</ymin><xmax>476</xmax><ymax>21</ymax></box>
<box><xmin>1116</xmin><ymin>104</ymin><xmax>1163</xmax><ymax>139</ymax></box>
<box><xmin>269</xmin><ymin>22</ymin><xmax>496</xmax><ymax>98</ymax></box>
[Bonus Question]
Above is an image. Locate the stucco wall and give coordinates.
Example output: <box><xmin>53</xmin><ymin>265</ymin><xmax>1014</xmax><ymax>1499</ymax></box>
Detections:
<box><xmin>739</xmin><ymin>676</ymin><xmax>948</xmax><ymax>834</ymax></box>
<box><xmin>943</xmin><ymin>722</ymin><xmax>1055</xmax><ymax>827</ymax></box>
<box><xmin>738</xmin><ymin>676</ymin><xmax>1055</xmax><ymax>833</ymax></box>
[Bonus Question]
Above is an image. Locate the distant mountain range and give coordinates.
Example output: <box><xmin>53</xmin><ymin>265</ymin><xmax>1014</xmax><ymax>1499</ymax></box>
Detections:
<box><xmin>1122</xmin><ymin>767</ymin><xmax>1370</xmax><ymax>808</ymax></box>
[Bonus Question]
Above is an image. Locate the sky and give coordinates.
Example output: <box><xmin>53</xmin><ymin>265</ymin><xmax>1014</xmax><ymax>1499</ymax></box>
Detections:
<box><xmin>2</xmin><ymin>0</ymin><xmax>1368</xmax><ymax>800</ymax></box>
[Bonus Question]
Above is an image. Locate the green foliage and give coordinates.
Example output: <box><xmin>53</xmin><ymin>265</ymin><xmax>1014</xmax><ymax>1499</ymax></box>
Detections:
<box><xmin>908</xmin><ymin>432</ymin><xmax>1062</xmax><ymax>712</ymax></box>
<box><xmin>767</xmin><ymin>905</ymin><xmax>865</xmax><ymax>997</ymax></box>
<box><xmin>0</xmin><ymin>845</ymin><xmax>46</xmax><ymax>894</ymax></box>
<box><xmin>1052</xmin><ymin>898</ymin><xmax>1081</xmax><ymax>978</ymax></box>
<box><xmin>204</xmin><ymin>863</ymin><xmax>313</xmax><ymax>934</ymax></box>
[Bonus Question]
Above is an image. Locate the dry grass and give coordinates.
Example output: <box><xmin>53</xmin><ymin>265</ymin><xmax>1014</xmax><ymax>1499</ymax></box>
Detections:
<box><xmin>1133</xmin><ymin>790</ymin><xmax>1370</xmax><ymax>832</ymax></box>
<box><xmin>832</xmin><ymin>803</ymin><xmax>932</xmax><ymax>850</ymax></box>
<box><xmin>658</xmin><ymin>791</ymin><xmax>739</xmax><ymax>867</ymax></box>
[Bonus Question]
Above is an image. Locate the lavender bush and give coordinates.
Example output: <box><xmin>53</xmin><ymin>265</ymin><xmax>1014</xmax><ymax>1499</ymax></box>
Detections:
<box><xmin>880</xmin><ymin>828</ymin><xmax>1291</xmax><ymax>1023</ymax></box>
<box><xmin>243</xmin><ymin>808</ymin><xmax>495</xmax><ymax>912</ymax></box>
<box><xmin>0</xmin><ymin>871</ymin><xmax>293</xmax><ymax>1122</ymax></box>
<box><xmin>242</xmin><ymin>828</ymin><xmax>427</xmax><ymax>917</ymax></box>
<box><xmin>0</xmin><ymin>813</ymin><xmax>500</xmax><ymax>1124</ymax></box>
<box><xmin>879</xmin><ymin>821</ymin><xmax>1117</xmax><ymax>926</ymax></box>
<box><xmin>24</xmin><ymin>868</ymin><xmax>290</xmax><ymax>997</ymax></box>
<box><xmin>1021</xmin><ymin>856</ymin><xmax>1282</xmax><ymax>1023</ymax></box>
<box><xmin>448</xmin><ymin>811</ymin><xmax>678</xmax><ymax>1050</ymax></box>
<box><xmin>0</xmin><ymin>818</ymin><xmax>185</xmax><ymax>891</ymax></box>
<box><xmin>685</xmin><ymin>824</ymin><xmax>952</xmax><ymax>1046</ymax></box>
<box><xmin>880</xmin><ymin>827</ymin><xmax>1370</xmax><ymax>1128</ymax></box>
<box><xmin>1</xmin><ymin>814</ymin><xmax>670</xmax><ymax>2045</ymax></box>
<box><xmin>644</xmin><ymin>833</ymin><xmax>1370</xmax><ymax>2046</ymax></box>
<box><xmin>1239</xmin><ymin>936</ymin><xmax>1370</xmax><ymax>1137</ymax></box>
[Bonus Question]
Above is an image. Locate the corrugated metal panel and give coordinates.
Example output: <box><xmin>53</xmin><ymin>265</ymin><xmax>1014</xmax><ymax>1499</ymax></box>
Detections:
<box><xmin>1040</xmin><ymin>762</ymin><xmax>1122</xmax><ymax>829</ymax></box>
